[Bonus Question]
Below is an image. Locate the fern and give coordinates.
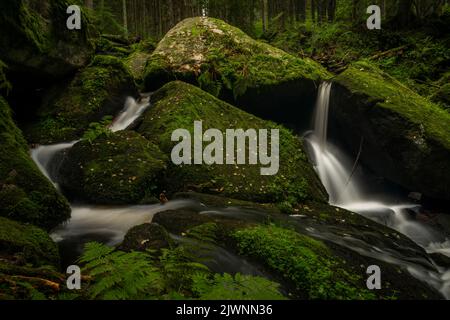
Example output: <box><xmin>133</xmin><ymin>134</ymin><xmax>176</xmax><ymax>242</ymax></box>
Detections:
<box><xmin>81</xmin><ymin>116</ymin><xmax>113</xmax><ymax>144</ymax></box>
<box><xmin>79</xmin><ymin>242</ymin><xmax>286</xmax><ymax>300</ymax></box>
<box><xmin>80</xmin><ymin>243</ymin><xmax>163</xmax><ymax>300</ymax></box>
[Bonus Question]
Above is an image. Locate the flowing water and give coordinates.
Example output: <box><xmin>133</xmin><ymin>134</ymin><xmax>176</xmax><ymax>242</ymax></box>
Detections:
<box><xmin>28</xmin><ymin>88</ymin><xmax>450</xmax><ymax>298</ymax></box>
<box><xmin>304</xmin><ymin>82</ymin><xmax>450</xmax><ymax>298</ymax></box>
<box><xmin>30</xmin><ymin>95</ymin><xmax>265</xmax><ymax>275</ymax></box>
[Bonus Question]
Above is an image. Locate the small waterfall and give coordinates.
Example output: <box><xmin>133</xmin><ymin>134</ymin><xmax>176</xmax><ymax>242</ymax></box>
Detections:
<box><xmin>30</xmin><ymin>95</ymin><xmax>157</xmax><ymax>265</ymax></box>
<box><xmin>109</xmin><ymin>94</ymin><xmax>151</xmax><ymax>132</ymax></box>
<box><xmin>313</xmin><ymin>82</ymin><xmax>332</xmax><ymax>149</ymax></box>
<box><xmin>305</xmin><ymin>81</ymin><xmax>450</xmax><ymax>298</ymax></box>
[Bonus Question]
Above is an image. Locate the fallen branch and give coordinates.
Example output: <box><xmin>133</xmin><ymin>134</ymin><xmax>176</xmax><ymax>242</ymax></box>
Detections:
<box><xmin>368</xmin><ymin>45</ymin><xmax>409</xmax><ymax>60</ymax></box>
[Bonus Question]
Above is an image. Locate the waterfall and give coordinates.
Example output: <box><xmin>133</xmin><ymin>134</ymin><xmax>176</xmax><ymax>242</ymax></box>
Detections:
<box><xmin>305</xmin><ymin>82</ymin><xmax>450</xmax><ymax>298</ymax></box>
<box><xmin>109</xmin><ymin>94</ymin><xmax>151</xmax><ymax>132</ymax></box>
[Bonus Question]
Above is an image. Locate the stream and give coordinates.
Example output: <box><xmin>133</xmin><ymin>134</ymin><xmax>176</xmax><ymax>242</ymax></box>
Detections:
<box><xmin>30</xmin><ymin>86</ymin><xmax>450</xmax><ymax>298</ymax></box>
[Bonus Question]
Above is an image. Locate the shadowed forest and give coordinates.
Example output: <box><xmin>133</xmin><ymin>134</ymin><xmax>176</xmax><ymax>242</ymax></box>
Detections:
<box><xmin>0</xmin><ymin>0</ymin><xmax>449</xmax><ymax>301</ymax></box>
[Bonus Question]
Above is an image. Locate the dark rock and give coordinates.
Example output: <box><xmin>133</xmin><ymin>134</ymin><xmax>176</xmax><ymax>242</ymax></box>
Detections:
<box><xmin>331</xmin><ymin>61</ymin><xmax>450</xmax><ymax>202</ymax></box>
<box><xmin>58</xmin><ymin>130</ymin><xmax>167</xmax><ymax>204</ymax></box>
<box><xmin>0</xmin><ymin>97</ymin><xmax>70</xmax><ymax>230</ymax></box>
<box><xmin>119</xmin><ymin>223</ymin><xmax>174</xmax><ymax>252</ymax></box>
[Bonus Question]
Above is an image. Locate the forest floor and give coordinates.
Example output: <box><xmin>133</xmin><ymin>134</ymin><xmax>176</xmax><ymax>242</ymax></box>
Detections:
<box><xmin>262</xmin><ymin>19</ymin><xmax>449</xmax><ymax>112</ymax></box>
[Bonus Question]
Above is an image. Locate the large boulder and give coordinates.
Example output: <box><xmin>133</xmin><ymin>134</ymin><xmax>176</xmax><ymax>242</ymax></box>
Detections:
<box><xmin>0</xmin><ymin>0</ymin><xmax>95</xmax><ymax>79</ymax></box>
<box><xmin>152</xmin><ymin>199</ymin><xmax>443</xmax><ymax>299</ymax></box>
<box><xmin>24</xmin><ymin>55</ymin><xmax>138</xmax><ymax>144</ymax></box>
<box><xmin>136</xmin><ymin>81</ymin><xmax>327</xmax><ymax>206</ymax></box>
<box><xmin>330</xmin><ymin>61</ymin><xmax>450</xmax><ymax>202</ymax></box>
<box><xmin>58</xmin><ymin>130</ymin><xmax>167</xmax><ymax>204</ymax></box>
<box><xmin>119</xmin><ymin>223</ymin><xmax>174</xmax><ymax>252</ymax></box>
<box><xmin>0</xmin><ymin>97</ymin><xmax>70</xmax><ymax>230</ymax></box>
<box><xmin>143</xmin><ymin>17</ymin><xmax>330</xmax><ymax>127</ymax></box>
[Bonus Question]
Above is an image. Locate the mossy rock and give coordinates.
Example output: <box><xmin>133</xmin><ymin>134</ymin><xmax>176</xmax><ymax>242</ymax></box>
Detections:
<box><xmin>152</xmin><ymin>200</ymin><xmax>442</xmax><ymax>299</ymax></box>
<box><xmin>136</xmin><ymin>81</ymin><xmax>327</xmax><ymax>205</ymax></box>
<box><xmin>143</xmin><ymin>17</ymin><xmax>330</xmax><ymax>127</ymax></box>
<box><xmin>24</xmin><ymin>55</ymin><xmax>138</xmax><ymax>144</ymax></box>
<box><xmin>119</xmin><ymin>223</ymin><xmax>174</xmax><ymax>252</ymax></box>
<box><xmin>0</xmin><ymin>0</ymin><xmax>96</xmax><ymax>79</ymax></box>
<box><xmin>331</xmin><ymin>61</ymin><xmax>450</xmax><ymax>202</ymax></box>
<box><xmin>0</xmin><ymin>217</ymin><xmax>59</xmax><ymax>268</ymax></box>
<box><xmin>58</xmin><ymin>130</ymin><xmax>167</xmax><ymax>204</ymax></box>
<box><xmin>0</xmin><ymin>262</ymin><xmax>65</xmax><ymax>300</ymax></box>
<box><xmin>0</xmin><ymin>97</ymin><xmax>70</xmax><ymax>230</ymax></box>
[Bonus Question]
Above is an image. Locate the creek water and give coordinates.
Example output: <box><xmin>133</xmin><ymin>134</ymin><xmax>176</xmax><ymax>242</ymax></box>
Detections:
<box><xmin>29</xmin><ymin>87</ymin><xmax>450</xmax><ymax>298</ymax></box>
<box><xmin>304</xmin><ymin>82</ymin><xmax>450</xmax><ymax>298</ymax></box>
<box><xmin>30</xmin><ymin>95</ymin><xmax>263</xmax><ymax>276</ymax></box>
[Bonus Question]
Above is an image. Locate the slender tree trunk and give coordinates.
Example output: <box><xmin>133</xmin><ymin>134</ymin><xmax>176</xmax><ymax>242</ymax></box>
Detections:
<box><xmin>85</xmin><ymin>0</ymin><xmax>93</xmax><ymax>9</ymax></box>
<box><xmin>122</xmin><ymin>0</ymin><xmax>128</xmax><ymax>37</ymax></box>
<box><xmin>395</xmin><ymin>0</ymin><xmax>414</xmax><ymax>27</ymax></box>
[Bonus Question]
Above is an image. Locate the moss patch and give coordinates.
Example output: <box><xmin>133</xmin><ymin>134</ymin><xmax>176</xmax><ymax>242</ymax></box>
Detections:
<box><xmin>137</xmin><ymin>81</ymin><xmax>327</xmax><ymax>205</ymax></box>
<box><xmin>0</xmin><ymin>0</ymin><xmax>96</xmax><ymax>78</ymax></box>
<box><xmin>233</xmin><ymin>224</ymin><xmax>376</xmax><ymax>300</ymax></box>
<box><xmin>24</xmin><ymin>55</ymin><xmax>138</xmax><ymax>144</ymax></box>
<box><xmin>0</xmin><ymin>217</ymin><xmax>59</xmax><ymax>268</ymax></box>
<box><xmin>0</xmin><ymin>97</ymin><xmax>70</xmax><ymax>230</ymax></box>
<box><xmin>333</xmin><ymin>61</ymin><xmax>450</xmax><ymax>201</ymax></box>
<box><xmin>59</xmin><ymin>130</ymin><xmax>167</xmax><ymax>204</ymax></box>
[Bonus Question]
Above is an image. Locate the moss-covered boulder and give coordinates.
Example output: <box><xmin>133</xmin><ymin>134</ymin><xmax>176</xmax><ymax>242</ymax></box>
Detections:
<box><xmin>58</xmin><ymin>130</ymin><xmax>167</xmax><ymax>204</ymax></box>
<box><xmin>0</xmin><ymin>0</ymin><xmax>95</xmax><ymax>79</ymax></box>
<box><xmin>136</xmin><ymin>81</ymin><xmax>327</xmax><ymax>206</ymax></box>
<box><xmin>0</xmin><ymin>217</ymin><xmax>59</xmax><ymax>267</ymax></box>
<box><xmin>0</xmin><ymin>97</ymin><xmax>70</xmax><ymax>230</ymax></box>
<box><xmin>119</xmin><ymin>223</ymin><xmax>174</xmax><ymax>252</ymax></box>
<box><xmin>143</xmin><ymin>17</ymin><xmax>330</xmax><ymax>126</ymax></box>
<box><xmin>24</xmin><ymin>55</ymin><xmax>138</xmax><ymax>144</ymax></box>
<box><xmin>331</xmin><ymin>61</ymin><xmax>450</xmax><ymax>202</ymax></box>
<box><xmin>152</xmin><ymin>201</ymin><xmax>443</xmax><ymax>299</ymax></box>
<box><xmin>0</xmin><ymin>217</ymin><xmax>64</xmax><ymax>300</ymax></box>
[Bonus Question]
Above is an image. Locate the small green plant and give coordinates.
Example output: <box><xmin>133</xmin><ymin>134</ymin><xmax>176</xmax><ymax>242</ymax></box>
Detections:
<box><xmin>78</xmin><ymin>241</ymin><xmax>286</xmax><ymax>300</ymax></box>
<box><xmin>82</xmin><ymin>116</ymin><xmax>113</xmax><ymax>143</ymax></box>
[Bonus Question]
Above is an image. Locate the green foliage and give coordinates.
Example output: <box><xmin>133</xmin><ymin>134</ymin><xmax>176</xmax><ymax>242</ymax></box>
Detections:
<box><xmin>82</xmin><ymin>116</ymin><xmax>113</xmax><ymax>144</ymax></box>
<box><xmin>233</xmin><ymin>224</ymin><xmax>376</xmax><ymax>300</ymax></box>
<box><xmin>192</xmin><ymin>273</ymin><xmax>286</xmax><ymax>300</ymax></box>
<box><xmin>0</xmin><ymin>217</ymin><xmax>60</xmax><ymax>267</ymax></box>
<box><xmin>78</xmin><ymin>241</ymin><xmax>285</xmax><ymax>300</ymax></box>
<box><xmin>0</xmin><ymin>60</ymin><xmax>11</xmax><ymax>95</ymax></box>
<box><xmin>79</xmin><ymin>242</ymin><xmax>162</xmax><ymax>300</ymax></box>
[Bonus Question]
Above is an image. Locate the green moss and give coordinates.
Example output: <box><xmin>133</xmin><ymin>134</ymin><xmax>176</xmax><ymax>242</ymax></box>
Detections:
<box><xmin>0</xmin><ymin>97</ymin><xmax>70</xmax><ymax>230</ymax></box>
<box><xmin>336</xmin><ymin>61</ymin><xmax>450</xmax><ymax>150</ymax></box>
<box><xmin>24</xmin><ymin>55</ymin><xmax>137</xmax><ymax>144</ymax></box>
<box><xmin>144</xmin><ymin>17</ymin><xmax>330</xmax><ymax>97</ymax></box>
<box><xmin>137</xmin><ymin>81</ymin><xmax>327</xmax><ymax>205</ymax></box>
<box><xmin>59</xmin><ymin>130</ymin><xmax>167</xmax><ymax>204</ymax></box>
<box><xmin>0</xmin><ymin>0</ymin><xmax>96</xmax><ymax>78</ymax></box>
<box><xmin>233</xmin><ymin>224</ymin><xmax>376</xmax><ymax>300</ymax></box>
<box><xmin>0</xmin><ymin>217</ymin><xmax>59</xmax><ymax>267</ymax></box>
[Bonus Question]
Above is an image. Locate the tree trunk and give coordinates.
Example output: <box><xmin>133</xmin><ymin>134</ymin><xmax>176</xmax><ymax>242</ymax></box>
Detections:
<box><xmin>395</xmin><ymin>0</ymin><xmax>414</xmax><ymax>27</ymax></box>
<box><xmin>123</xmin><ymin>0</ymin><xmax>128</xmax><ymax>37</ymax></box>
<box><xmin>85</xmin><ymin>0</ymin><xmax>93</xmax><ymax>9</ymax></box>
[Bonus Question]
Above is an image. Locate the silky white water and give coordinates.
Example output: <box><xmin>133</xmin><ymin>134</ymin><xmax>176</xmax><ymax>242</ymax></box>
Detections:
<box><xmin>30</xmin><ymin>95</ymin><xmax>157</xmax><ymax>252</ymax></box>
<box><xmin>305</xmin><ymin>82</ymin><xmax>450</xmax><ymax>298</ymax></box>
<box><xmin>109</xmin><ymin>95</ymin><xmax>151</xmax><ymax>132</ymax></box>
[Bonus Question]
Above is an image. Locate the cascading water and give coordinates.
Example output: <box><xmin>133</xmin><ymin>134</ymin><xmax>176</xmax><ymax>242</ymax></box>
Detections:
<box><xmin>305</xmin><ymin>82</ymin><xmax>450</xmax><ymax>298</ymax></box>
<box><xmin>109</xmin><ymin>95</ymin><xmax>151</xmax><ymax>132</ymax></box>
<box><xmin>29</xmin><ymin>94</ymin><xmax>193</xmax><ymax>264</ymax></box>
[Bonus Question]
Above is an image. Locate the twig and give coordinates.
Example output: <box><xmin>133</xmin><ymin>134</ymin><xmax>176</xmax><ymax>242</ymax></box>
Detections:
<box><xmin>336</xmin><ymin>136</ymin><xmax>364</xmax><ymax>202</ymax></box>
